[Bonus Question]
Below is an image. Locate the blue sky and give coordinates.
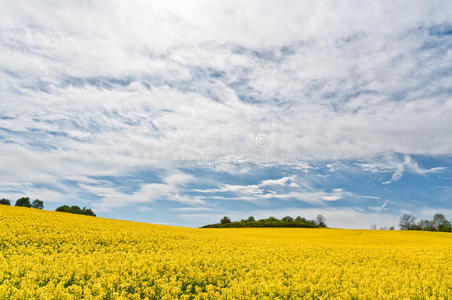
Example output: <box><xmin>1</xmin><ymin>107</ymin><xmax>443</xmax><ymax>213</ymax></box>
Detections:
<box><xmin>1</xmin><ymin>1</ymin><xmax>451</xmax><ymax>228</ymax></box>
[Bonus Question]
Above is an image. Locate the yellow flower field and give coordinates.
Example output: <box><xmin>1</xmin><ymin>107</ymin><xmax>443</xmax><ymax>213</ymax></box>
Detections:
<box><xmin>0</xmin><ymin>205</ymin><xmax>451</xmax><ymax>299</ymax></box>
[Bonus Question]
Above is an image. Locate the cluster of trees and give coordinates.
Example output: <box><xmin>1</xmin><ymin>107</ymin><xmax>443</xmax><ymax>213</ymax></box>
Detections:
<box><xmin>202</xmin><ymin>215</ymin><xmax>327</xmax><ymax>228</ymax></box>
<box><xmin>399</xmin><ymin>213</ymin><xmax>451</xmax><ymax>232</ymax></box>
<box><xmin>1</xmin><ymin>197</ymin><xmax>96</xmax><ymax>217</ymax></box>
<box><xmin>0</xmin><ymin>197</ymin><xmax>43</xmax><ymax>209</ymax></box>
<box><xmin>55</xmin><ymin>205</ymin><xmax>96</xmax><ymax>217</ymax></box>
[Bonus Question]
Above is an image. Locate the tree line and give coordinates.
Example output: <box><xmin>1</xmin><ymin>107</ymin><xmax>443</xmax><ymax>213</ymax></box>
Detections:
<box><xmin>202</xmin><ymin>215</ymin><xmax>327</xmax><ymax>228</ymax></box>
<box><xmin>399</xmin><ymin>213</ymin><xmax>451</xmax><ymax>232</ymax></box>
<box><xmin>0</xmin><ymin>197</ymin><xmax>44</xmax><ymax>209</ymax></box>
<box><xmin>55</xmin><ymin>205</ymin><xmax>96</xmax><ymax>216</ymax></box>
<box><xmin>0</xmin><ymin>197</ymin><xmax>96</xmax><ymax>217</ymax></box>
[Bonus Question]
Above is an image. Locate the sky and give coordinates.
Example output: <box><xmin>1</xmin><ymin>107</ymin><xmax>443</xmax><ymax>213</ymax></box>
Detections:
<box><xmin>1</xmin><ymin>0</ymin><xmax>452</xmax><ymax>229</ymax></box>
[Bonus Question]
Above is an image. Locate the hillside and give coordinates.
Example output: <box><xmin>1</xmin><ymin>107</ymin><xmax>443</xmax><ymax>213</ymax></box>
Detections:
<box><xmin>0</xmin><ymin>205</ymin><xmax>451</xmax><ymax>299</ymax></box>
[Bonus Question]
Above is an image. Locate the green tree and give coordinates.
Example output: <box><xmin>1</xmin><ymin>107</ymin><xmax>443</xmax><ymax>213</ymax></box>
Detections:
<box><xmin>0</xmin><ymin>198</ymin><xmax>11</xmax><ymax>205</ymax></box>
<box><xmin>15</xmin><ymin>197</ymin><xmax>31</xmax><ymax>207</ymax></box>
<box><xmin>220</xmin><ymin>216</ymin><xmax>231</xmax><ymax>224</ymax></box>
<box><xmin>438</xmin><ymin>220</ymin><xmax>452</xmax><ymax>232</ymax></box>
<box><xmin>282</xmin><ymin>216</ymin><xmax>294</xmax><ymax>222</ymax></box>
<box><xmin>247</xmin><ymin>216</ymin><xmax>255</xmax><ymax>222</ymax></box>
<box><xmin>201</xmin><ymin>215</ymin><xmax>323</xmax><ymax>228</ymax></box>
<box><xmin>31</xmin><ymin>199</ymin><xmax>44</xmax><ymax>209</ymax></box>
<box><xmin>81</xmin><ymin>207</ymin><xmax>96</xmax><ymax>217</ymax></box>
<box><xmin>295</xmin><ymin>216</ymin><xmax>305</xmax><ymax>223</ymax></box>
<box><xmin>56</xmin><ymin>205</ymin><xmax>96</xmax><ymax>216</ymax></box>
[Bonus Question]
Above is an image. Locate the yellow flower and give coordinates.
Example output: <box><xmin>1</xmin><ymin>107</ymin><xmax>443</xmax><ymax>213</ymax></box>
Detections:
<box><xmin>0</xmin><ymin>205</ymin><xmax>451</xmax><ymax>299</ymax></box>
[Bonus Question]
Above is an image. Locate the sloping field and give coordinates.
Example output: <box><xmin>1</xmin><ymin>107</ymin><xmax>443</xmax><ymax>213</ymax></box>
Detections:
<box><xmin>0</xmin><ymin>205</ymin><xmax>451</xmax><ymax>299</ymax></box>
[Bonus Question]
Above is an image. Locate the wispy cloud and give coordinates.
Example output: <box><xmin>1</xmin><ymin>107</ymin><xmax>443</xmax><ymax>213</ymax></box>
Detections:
<box><xmin>79</xmin><ymin>171</ymin><xmax>197</xmax><ymax>211</ymax></box>
<box><xmin>357</xmin><ymin>155</ymin><xmax>447</xmax><ymax>184</ymax></box>
<box><xmin>192</xmin><ymin>176</ymin><xmax>350</xmax><ymax>204</ymax></box>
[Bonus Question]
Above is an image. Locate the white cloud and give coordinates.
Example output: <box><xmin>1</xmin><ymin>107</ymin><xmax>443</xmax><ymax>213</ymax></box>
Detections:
<box><xmin>418</xmin><ymin>208</ymin><xmax>452</xmax><ymax>219</ymax></box>
<box><xmin>369</xmin><ymin>200</ymin><xmax>388</xmax><ymax>213</ymax></box>
<box><xmin>358</xmin><ymin>155</ymin><xmax>447</xmax><ymax>184</ymax></box>
<box><xmin>260</xmin><ymin>176</ymin><xmax>296</xmax><ymax>187</ymax></box>
<box><xmin>193</xmin><ymin>175</ymin><xmax>349</xmax><ymax>204</ymax></box>
<box><xmin>136</xmin><ymin>206</ymin><xmax>152</xmax><ymax>212</ymax></box>
<box><xmin>171</xmin><ymin>207</ymin><xmax>214</xmax><ymax>212</ymax></box>
<box><xmin>78</xmin><ymin>171</ymin><xmax>196</xmax><ymax>211</ymax></box>
<box><xmin>2</xmin><ymin>1</ymin><xmax>452</xmax><ymax>168</ymax></box>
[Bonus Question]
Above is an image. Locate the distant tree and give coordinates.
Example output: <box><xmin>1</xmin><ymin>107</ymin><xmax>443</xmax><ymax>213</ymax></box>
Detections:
<box><xmin>399</xmin><ymin>214</ymin><xmax>416</xmax><ymax>230</ymax></box>
<box><xmin>432</xmin><ymin>213</ymin><xmax>446</xmax><ymax>227</ymax></box>
<box><xmin>282</xmin><ymin>216</ymin><xmax>294</xmax><ymax>222</ymax></box>
<box><xmin>31</xmin><ymin>199</ymin><xmax>44</xmax><ymax>209</ymax></box>
<box><xmin>430</xmin><ymin>214</ymin><xmax>451</xmax><ymax>232</ymax></box>
<box><xmin>388</xmin><ymin>226</ymin><xmax>395</xmax><ymax>230</ymax></box>
<box><xmin>220</xmin><ymin>216</ymin><xmax>231</xmax><ymax>224</ymax></box>
<box><xmin>438</xmin><ymin>220</ymin><xmax>452</xmax><ymax>232</ymax></box>
<box><xmin>81</xmin><ymin>207</ymin><xmax>96</xmax><ymax>217</ymax></box>
<box><xmin>56</xmin><ymin>205</ymin><xmax>96</xmax><ymax>216</ymax></box>
<box><xmin>15</xmin><ymin>197</ymin><xmax>31</xmax><ymax>207</ymax></box>
<box><xmin>316</xmin><ymin>214</ymin><xmax>327</xmax><ymax>227</ymax></box>
<box><xmin>417</xmin><ymin>219</ymin><xmax>434</xmax><ymax>231</ymax></box>
<box><xmin>370</xmin><ymin>224</ymin><xmax>377</xmax><ymax>230</ymax></box>
<box><xmin>295</xmin><ymin>216</ymin><xmax>306</xmax><ymax>223</ymax></box>
<box><xmin>432</xmin><ymin>214</ymin><xmax>447</xmax><ymax>230</ymax></box>
<box><xmin>56</xmin><ymin>205</ymin><xmax>70</xmax><ymax>212</ymax></box>
<box><xmin>0</xmin><ymin>198</ymin><xmax>11</xmax><ymax>205</ymax></box>
<box><xmin>247</xmin><ymin>216</ymin><xmax>255</xmax><ymax>222</ymax></box>
<box><xmin>201</xmin><ymin>215</ymin><xmax>322</xmax><ymax>228</ymax></box>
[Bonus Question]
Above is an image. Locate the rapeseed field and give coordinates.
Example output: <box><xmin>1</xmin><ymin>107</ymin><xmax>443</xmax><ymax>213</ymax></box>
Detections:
<box><xmin>0</xmin><ymin>205</ymin><xmax>451</xmax><ymax>299</ymax></box>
